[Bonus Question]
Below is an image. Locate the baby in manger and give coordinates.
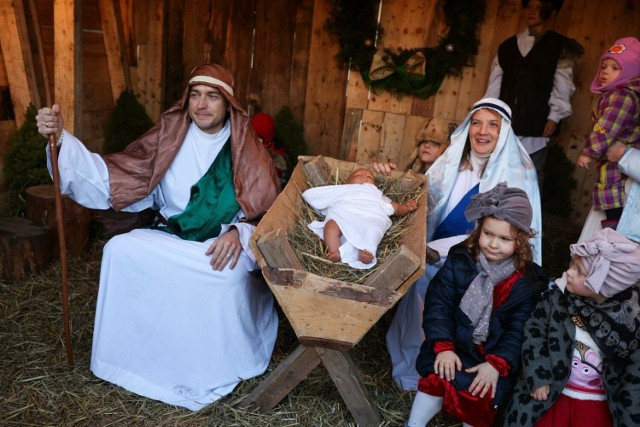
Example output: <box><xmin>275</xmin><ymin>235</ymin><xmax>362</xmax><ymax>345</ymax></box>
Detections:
<box><xmin>302</xmin><ymin>168</ymin><xmax>417</xmax><ymax>269</ymax></box>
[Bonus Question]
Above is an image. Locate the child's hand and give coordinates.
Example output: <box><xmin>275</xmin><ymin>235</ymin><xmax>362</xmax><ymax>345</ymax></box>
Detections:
<box><xmin>466</xmin><ymin>362</ymin><xmax>499</xmax><ymax>399</ymax></box>
<box><xmin>530</xmin><ymin>385</ymin><xmax>550</xmax><ymax>401</ymax></box>
<box><xmin>370</xmin><ymin>162</ymin><xmax>396</xmax><ymax>176</ymax></box>
<box><xmin>606</xmin><ymin>141</ymin><xmax>627</xmax><ymax>163</ymax></box>
<box><xmin>434</xmin><ymin>350</ymin><xmax>462</xmax><ymax>381</ymax></box>
<box><xmin>577</xmin><ymin>154</ymin><xmax>592</xmax><ymax>169</ymax></box>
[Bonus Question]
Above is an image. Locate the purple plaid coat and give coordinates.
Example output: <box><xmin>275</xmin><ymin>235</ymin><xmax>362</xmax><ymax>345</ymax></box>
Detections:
<box><xmin>583</xmin><ymin>76</ymin><xmax>640</xmax><ymax>210</ymax></box>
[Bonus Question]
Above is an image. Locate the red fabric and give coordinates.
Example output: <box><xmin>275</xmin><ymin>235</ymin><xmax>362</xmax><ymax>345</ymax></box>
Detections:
<box><xmin>418</xmin><ymin>375</ymin><xmax>495</xmax><ymax>427</ymax></box>
<box><xmin>484</xmin><ymin>354</ymin><xmax>510</xmax><ymax>377</ymax></box>
<box><xmin>535</xmin><ymin>394</ymin><xmax>613</xmax><ymax>427</ymax></box>
<box><xmin>251</xmin><ymin>113</ymin><xmax>276</xmax><ymax>147</ymax></box>
<box><xmin>493</xmin><ymin>272</ymin><xmax>523</xmax><ymax>307</ymax></box>
<box><xmin>434</xmin><ymin>340</ymin><xmax>456</xmax><ymax>353</ymax></box>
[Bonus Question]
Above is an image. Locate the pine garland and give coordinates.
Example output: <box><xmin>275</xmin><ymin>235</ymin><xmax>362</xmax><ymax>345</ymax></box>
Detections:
<box><xmin>326</xmin><ymin>0</ymin><xmax>486</xmax><ymax>98</ymax></box>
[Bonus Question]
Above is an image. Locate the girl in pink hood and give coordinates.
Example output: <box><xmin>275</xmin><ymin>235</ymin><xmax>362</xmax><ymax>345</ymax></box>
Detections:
<box><xmin>577</xmin><ymin>37</ymin><xmax>640</xmax><ymax>230</ymax></box>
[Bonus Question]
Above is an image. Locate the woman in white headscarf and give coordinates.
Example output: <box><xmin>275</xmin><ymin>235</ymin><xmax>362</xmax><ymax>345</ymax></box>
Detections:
<box><xmin>374</xmin><ymin>98</ymin><xmax>541</xmax><ymax>390</ymax></box>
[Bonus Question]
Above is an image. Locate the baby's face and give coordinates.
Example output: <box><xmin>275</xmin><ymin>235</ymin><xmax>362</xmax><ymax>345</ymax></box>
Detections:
<box><xmin>347</xmin><ymin>168</ymin><xmax>375</xmax><ymax>185</ymax></box>
<box><xmin>564</xmin><ymin>256</ymin><xmax>601</xmax><ymax>300</ymax></box>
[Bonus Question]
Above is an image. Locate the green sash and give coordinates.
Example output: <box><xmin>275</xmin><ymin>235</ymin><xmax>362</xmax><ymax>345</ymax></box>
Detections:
<box><xmin>164</xmin><ymin>139</ymin><xmax>240</xmax><ymax>242</ymax></box>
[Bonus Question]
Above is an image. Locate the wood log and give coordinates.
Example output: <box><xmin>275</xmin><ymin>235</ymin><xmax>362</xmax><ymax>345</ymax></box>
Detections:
<box><xmin>363</xmin><ymin>245</ymin><xmax>421</xmax><ymax>291</ymax></box>
<box><xmin>0</xmin><ymin>217</ymin><xmax>51</xmax><ymax>280</ymax></box>
<box><xmin>24</xmin><ymin>184</ymin><xmax>93</xmax><ymax>256</ymax></box>
<box><xmin>256</xmin><ymin>228</ymin><xmax>303</xmax><ymax>270</ymax></box>
<box><xmin>302</xmin><ymin>155</ymin><xmax>331</xmax><ymax>186</ymax></box>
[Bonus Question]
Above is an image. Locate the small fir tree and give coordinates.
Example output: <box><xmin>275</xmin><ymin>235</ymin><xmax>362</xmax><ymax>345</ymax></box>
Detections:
<box><xmin>274</xmin><ymin>106</ymin><xmax>308</xmax><ymax>167</ymax></box>
<box><xmin>104</xmin><ymin>90</ymin><xmax>154</xmax><ymax>154</ymax></box>
<box><xmin>3</xmin><ymin>104</ymin><xmax>51</xmax><ymax>209</ymax></box>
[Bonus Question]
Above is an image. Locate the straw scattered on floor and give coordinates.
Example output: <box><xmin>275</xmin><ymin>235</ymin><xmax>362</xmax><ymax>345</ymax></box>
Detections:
<box><xmin>0</xmin><ymin>208</ymin><xmax>578</xmax><ymax>426</ymax></box>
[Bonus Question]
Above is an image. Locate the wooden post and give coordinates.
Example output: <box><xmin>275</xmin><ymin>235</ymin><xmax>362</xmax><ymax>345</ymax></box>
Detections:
<box><xmin>256</xmin><ymin>228</ymin><xmax>304</xmax><ymax>270</ymax></box>
<box><xmin>99</xmin><ymin>0</ymin><xmax>131</xmax><ymax>103</ymax></box>
<box><xmin>302</xmin><ymin>155</ymin><xmax>331</xmax><ymax>186</ymax></box>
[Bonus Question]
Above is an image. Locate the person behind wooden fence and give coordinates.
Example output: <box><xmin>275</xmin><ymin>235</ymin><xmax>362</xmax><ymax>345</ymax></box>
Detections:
<box><xmin>483</xmin><ymin>0</ymin><xmax>583</xmax><ymax>189</ymax></box>
<box><xmin>405</xmin><ymin>117</ymin><xmax>454</xmax><ymax>174</ymax></box>
<box><xmin>302</xmin><ymin>167</ymin><xmax>417</xmax><ymax>269</ymax></box>
<box><xmin>35</xmin><ymin>63</ymin><xmax>280</xmax><ymax>411</ymax></box>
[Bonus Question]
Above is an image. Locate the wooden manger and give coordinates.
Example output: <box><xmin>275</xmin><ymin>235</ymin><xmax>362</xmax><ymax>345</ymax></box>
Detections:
<box><xmin>242</xmin><ymin>156</ymin><xmax>427</xmax><ymax>426</ymax></box>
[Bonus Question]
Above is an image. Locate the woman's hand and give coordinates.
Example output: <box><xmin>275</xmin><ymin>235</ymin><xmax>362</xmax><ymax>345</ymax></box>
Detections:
<box><xmin>576</xmin><ymin>154</ymin><xmax>592</xmax><ymax>169</ymax></box>
<box><xmin>606</xmin><ymin>141</ymin><xmax>627</xmax><ymax>163</ymax></box>
<box><xmin>205</xmin><ymin>227</ymin><xmax>241</xmax><ymax>270</ymax></box>
<box><xmin>466</xmin><ymin>362</ymin><xmax>499</xmax><ymax>399</ymax></box>
<box><xmin>530</xmin><ymin>384</ymin><xmax>550</xmax><ymax>401</ymax></box>
<box><xmin>434</xmin><ymin>350</ymin><xmax>462</xmax><ymax>381</ymax></box>
<box><xmin>370</xmin><ymin>162</ymin><xmax>397</xmax><ymax>176</ymax></box>
<box><xmin>36</xmin><ymin>104</ymin><xmax>64</xmax><ymax>138</ymax></box>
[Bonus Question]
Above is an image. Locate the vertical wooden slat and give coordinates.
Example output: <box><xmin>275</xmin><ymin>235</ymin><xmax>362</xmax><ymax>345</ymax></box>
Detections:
<box><xmin>163</xmin><ymin>0</ymin><xmax>184</xmax><ymax>107</ymax></box>
<box><xmin>398</xmin><ymin>114</ymin><xmax>426</xmax><ymax>170</ymax></box>
<box><xmin>99</xmin><ymin>0</ymin><xmax>131</xmax><ymax>103</ymax></box>
<box><xmin>355</xmin><ymin>109</ymin><xmax>383</xmax><ymax>164</ymax></box>
<box><xmin>54</xmin><ymin>0</ymin><xmax>81</xmax><ymax>135</ymax></box>
<box><xmin>0</xmin><ymin>0</ymin><xmax>41</xmax><ymax>124</ymax></box>
<box><xmin>288</xmin><ymin>0</ymin><xmax>314</xmax><ymax>123</ymax></box>
<box><xmin>250</xmin><ymin>0</ymin><xmax>297</xmax><ymax>114</ymax></box>
<box><xmin>340</xmin><ymin>108</ymin><xmax>363</xmax><ymax>162</ymax></box>
<box><xmin>303</xmin><ymin>0</ymin><xmax>348</xmax><ymax>158</ymax></box>
<box><xmin>225</xmin><ymin>0</ymin><xmax>255</xmax><ymax>108</ymax></box>
<box><xmin>379</xmin><ymin>111</ymin><xmax>406</xmax><ymax>164</ymax></box>
<box><xmin>181</xmin><ymin>0</ymin><xmax>210</xmax><ymax>78</ymax></box>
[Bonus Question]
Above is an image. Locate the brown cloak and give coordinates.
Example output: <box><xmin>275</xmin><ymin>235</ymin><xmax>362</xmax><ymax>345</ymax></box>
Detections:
<box><xmin>103</xmin><ymin>64</ymin><xmax>280</xmax><ymax>221</ymax></box>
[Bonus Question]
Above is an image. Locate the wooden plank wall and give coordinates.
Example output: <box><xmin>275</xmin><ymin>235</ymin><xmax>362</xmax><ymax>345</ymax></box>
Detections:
<box><xmin>337</xmin><ymin>0</ymin><xmax>640</xmax><ymax>225</ymax></box>
<box><xmin>0</xmin><ymin>0</ymin><xmax>639</xmax><ymax>223</ymax></box>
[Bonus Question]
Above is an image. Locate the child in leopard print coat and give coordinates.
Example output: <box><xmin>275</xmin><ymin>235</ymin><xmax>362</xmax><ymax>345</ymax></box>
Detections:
<box><xmin>504</xmin><ymin>228</ymin><xmax>640</xmax><ymax>427</ymax></box>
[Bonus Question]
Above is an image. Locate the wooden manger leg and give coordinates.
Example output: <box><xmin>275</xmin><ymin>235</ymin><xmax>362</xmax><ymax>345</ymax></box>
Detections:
<box><xmin>240</xmin><ymin>344</ymin><xmax>321</xmax><ymax>411</ymax></box>
<box><xmin>316</xmin><ymin>347</ymin><xmax>382</xmax><ymax>427</ymax></box>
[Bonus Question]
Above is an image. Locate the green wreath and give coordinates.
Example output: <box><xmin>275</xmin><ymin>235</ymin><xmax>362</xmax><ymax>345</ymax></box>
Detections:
<box><xmin>326</xmin><ymin>0</ymin><xmax>486</xmax><ymax>98</ymax></box>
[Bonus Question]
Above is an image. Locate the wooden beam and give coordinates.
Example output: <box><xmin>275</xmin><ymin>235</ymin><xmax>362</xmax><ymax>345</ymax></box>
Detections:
<box><xmin>99</xmin><ymin>0</ymin><xmax>131</xmax><ymax>103</ymax></box>
<box><xmin>54</xmin><ymin>0</ymin><xmax>81</xmax><ymax>135</ymax></box>
<box><xmin>239</xmin><ymin>345</ymin><xmax>321</xmax><ymax>412</ymax></box>
<box><xmin>0</xmin><ymin>0</ymin><xmax>41</xmax><ymax>125</ymax></box>
<box><xmin>316</xmin><ymin>347</ymin><xmax>382</xmax><ymax>427</ymax></box>
<box><xmin>135</xmin><ymin>0</ymin><xmax>164</xmax><ymax>121</ymax></box>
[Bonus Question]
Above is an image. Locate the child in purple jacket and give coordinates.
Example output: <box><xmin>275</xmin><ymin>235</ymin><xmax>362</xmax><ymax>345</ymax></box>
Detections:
<box><xmin>576</xmin><ymin>37</ymin><xmax>640</xmax><ymax>230</ymax></box>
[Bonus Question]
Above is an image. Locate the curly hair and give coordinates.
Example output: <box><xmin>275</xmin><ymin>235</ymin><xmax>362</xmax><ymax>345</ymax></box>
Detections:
<box><xmin>465</xmin><ymin>217</ymin><xmax>536</xmax><ymax>272</ymax></box>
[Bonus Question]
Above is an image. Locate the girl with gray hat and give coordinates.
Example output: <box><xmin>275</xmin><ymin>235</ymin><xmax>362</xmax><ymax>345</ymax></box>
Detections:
<box><xmin>406</xmin><ymin>183</ymin><xmax>548</xmax><ymax>427</ymax></box>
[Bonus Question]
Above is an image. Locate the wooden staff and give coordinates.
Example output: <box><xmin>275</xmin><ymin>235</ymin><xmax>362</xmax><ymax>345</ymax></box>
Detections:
<box><xmin>48</xmin><ymin>131</ymin><xmax>74</xmax><ymax>368</ymax></box>
<box><xmin>30</xmin><ymin>0</ymin><xmax>74</xmax><ymax>368</ymax></box>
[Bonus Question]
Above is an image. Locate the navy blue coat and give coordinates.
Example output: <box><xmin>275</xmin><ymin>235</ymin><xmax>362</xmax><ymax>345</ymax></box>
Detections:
<box><xmin>415</xmin><ymin>242</ymin><xmax>548</xmax><ymax>407</ymax></box>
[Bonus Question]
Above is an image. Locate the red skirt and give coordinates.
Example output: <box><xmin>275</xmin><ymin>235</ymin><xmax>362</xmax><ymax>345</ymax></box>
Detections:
<box><xmin>418</xmin><ymin>374</ymin><xmax>495</xmax><ymax>427</ymax></box>
<box><xmin>535</xmin><ymin>394</ymin><xmax>612</xmax><ymax>427</ymax></box>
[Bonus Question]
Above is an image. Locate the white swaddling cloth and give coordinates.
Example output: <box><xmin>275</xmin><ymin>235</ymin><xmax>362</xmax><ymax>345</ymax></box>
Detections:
<box><xmin>302</xmin><ymin>183</ymin><xmax>395</xmax><ymax>269</ymax></box>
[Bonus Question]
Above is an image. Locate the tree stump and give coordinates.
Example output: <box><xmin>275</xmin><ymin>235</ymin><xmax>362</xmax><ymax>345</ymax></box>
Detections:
<box><xmin>0</xmin><ymin>217</ymin><xmax>52</xmax><ymax>280</ymax></box>
<box><xmin>25</xmin><ymin>184</ymin><xmax>93</xmax><ymax>256</ymax></box>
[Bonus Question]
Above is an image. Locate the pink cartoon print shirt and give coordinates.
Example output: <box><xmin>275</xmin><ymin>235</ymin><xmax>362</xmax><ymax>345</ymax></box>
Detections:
<box><xmin>562</xmin><ymin>327</ymin><xmax>607</xmax><ymax>401</ymax></box>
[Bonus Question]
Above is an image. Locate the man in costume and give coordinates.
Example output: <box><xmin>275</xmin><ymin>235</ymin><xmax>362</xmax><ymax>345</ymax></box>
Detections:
<box><xmin>36</xmin><ymin>64</ymin><xmax>280</xmax><ymax>411</ymax></box>
<box><xmin>484</xmin><ymin>0</ymin><xmax>583</xmax><ymax>188</ymax></box>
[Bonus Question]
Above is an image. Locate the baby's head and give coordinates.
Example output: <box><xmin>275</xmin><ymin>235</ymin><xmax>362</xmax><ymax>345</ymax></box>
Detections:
<box><xmin>347</xmin><ymin>168</ymin><xmax>375</xmax><ymax>185</ymax></box>
<box><xmin>464</xmin><ymin>182</ymin><xmax>534</xmax><ymax>271</ymax></box>
<box><xmin>591</xmin><ymin>37</ymin><xmax>640</xmax><ymax>94</ymax></box>
<box><xmin>556</xmin><ymin>228</ymin><xmax>640</xmax><ymax>301</ymax></box>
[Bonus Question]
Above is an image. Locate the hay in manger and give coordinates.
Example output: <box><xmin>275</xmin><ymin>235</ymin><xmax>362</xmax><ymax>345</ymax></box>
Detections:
<box><xmin>243</xmin><ymin>156</ymin><xmax>427</xmax><ymax>425</ymax></box>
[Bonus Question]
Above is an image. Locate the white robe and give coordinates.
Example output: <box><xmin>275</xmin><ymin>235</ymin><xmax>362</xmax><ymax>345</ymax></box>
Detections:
<box><xmin>47</xmin><ymin>122</ymin><xmax>278</xmax><ymax>411</ymax></box>
<box><xmin>303</xmin><ymin>183</ymin><xmax>395</xmax><ymax>269</ymax></box>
